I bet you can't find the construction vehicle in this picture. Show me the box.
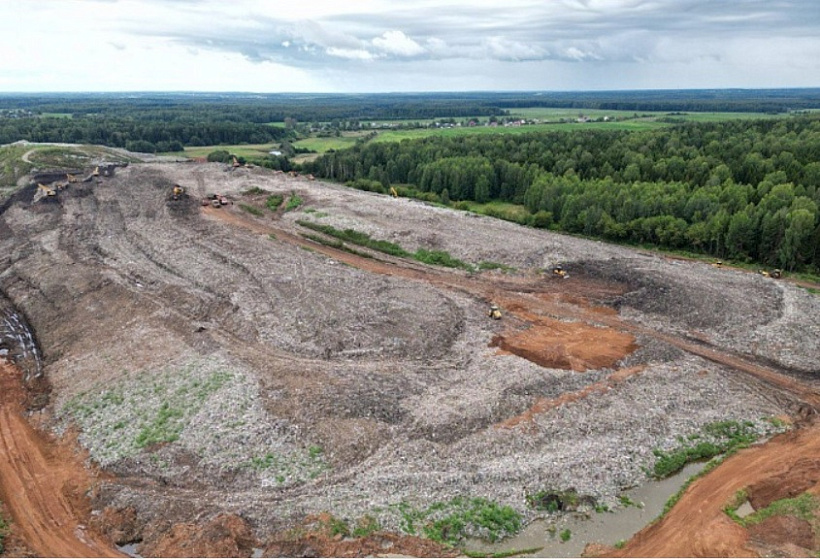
[37,183,56,197]
[488,304,502,320]
[202,193,231,207]
[712,260,723,268]
[390,186,398,198]
[92,166,100,177]
[550,264,568,279]
[171,184,185,201]
[232,156,242,168]
[760,269,783,279]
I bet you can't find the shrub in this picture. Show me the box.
[285,193,303,211]
[266,194,284,210]
[559,529,571,542]
[207,150,232,163]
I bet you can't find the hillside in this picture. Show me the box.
[1,151,819,557]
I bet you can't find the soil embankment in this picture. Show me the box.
[609,420,820,557]
[0,361,123,558]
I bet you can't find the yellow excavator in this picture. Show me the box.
[171,184,185,201]
[488,304,502,320]
[37,183,56,197]
[390,186,398,198]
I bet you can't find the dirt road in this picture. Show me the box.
[611,420,820,557]
[0,361,123,558]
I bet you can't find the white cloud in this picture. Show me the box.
[372,30,424,57]
[326,47,375,61]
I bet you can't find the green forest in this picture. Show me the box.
[305,116,820,272]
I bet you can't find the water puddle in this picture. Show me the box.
[117,543,142,557]
[465,462,704,557]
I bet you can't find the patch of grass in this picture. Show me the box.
[0,506,8,555]
[723,488,749,524]
[729,492,819,527]
[243,186,266,195]
[135,401,184,447]
[395,497,521,547]
[614,539,627,549]
[297,220,409,257]
[652,420,760,478]
[297,220,473,270]
[526,489,581,513]
[559,528,571,542]
[462,547,543,558]
[618,495,642,509]
[300,232,375,259]
[239,203,264,216]
[351,515,381,538]
[413,248,472,270]
[285,193,303,211]
[477,261,515,272]
[266,194,284,210]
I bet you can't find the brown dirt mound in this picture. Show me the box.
[0,361,123,558]
[747,515,815,551]
[498,366,645,428]
[138,514,257,558]
[263,513,458,558]
[747,457,820,510]
[611,422,820,558]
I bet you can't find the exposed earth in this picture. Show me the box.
[1,150,820,557]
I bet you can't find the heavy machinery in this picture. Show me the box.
[488,304,502,320]
[37,183,56,197]
[760,269,783,279]
[202,193,230,207]
[171,184,185,201]
[390,186,398,198]
[550,264,568,279]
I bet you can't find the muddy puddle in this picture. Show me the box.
[465,463,704,557]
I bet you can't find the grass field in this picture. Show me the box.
[181,144,281,159]
[292,135,361,152]
[505,107,780,122]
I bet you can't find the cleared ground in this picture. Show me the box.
[1,155,819,556]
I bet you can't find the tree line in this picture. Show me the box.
[305,116,820,272]
[0,116,289,153]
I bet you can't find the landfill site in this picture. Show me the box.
[1,149,820,557]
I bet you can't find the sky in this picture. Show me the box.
[2,0,819,93]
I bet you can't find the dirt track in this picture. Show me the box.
[1,159,820,556]
[0,361,123,558]
[610,420,820,557]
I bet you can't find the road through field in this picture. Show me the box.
[0,361,124,558]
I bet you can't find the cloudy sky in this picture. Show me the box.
[2,0,819,92]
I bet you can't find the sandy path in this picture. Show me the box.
[0,361,124,558]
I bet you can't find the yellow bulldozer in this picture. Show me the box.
[488,304,502,320]
[171,184,185,201]
[550,264,568,279]
[759,269,782,279]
